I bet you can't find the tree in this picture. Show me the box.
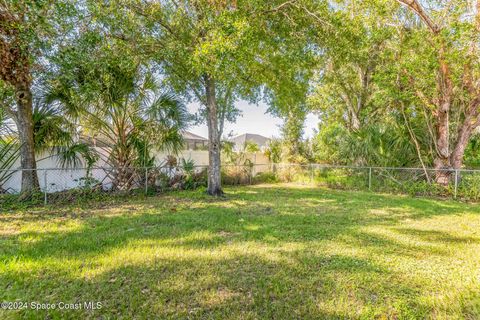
[394,0,480,183]
[31,103,97,170]
[94,0,318,196]
[264,139,282,164]
[0,99,96,191]
[308,0,394,132]
[280,105,307,163]
[49,36,190,190]
[0,1,75,193]
[306,0,480,179]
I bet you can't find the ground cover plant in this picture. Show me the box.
[1,184,479,319]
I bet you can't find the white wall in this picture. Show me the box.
[2,149,270,193]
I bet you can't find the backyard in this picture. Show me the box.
[0,184,479,319]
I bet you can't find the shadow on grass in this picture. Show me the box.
[2,186,476,260]
[1,244,424,319]
[393,227,480,244]
[0,185,479,319]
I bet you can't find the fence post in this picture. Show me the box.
[145,167,148,195]
[43,170,48,205]
[250,165,253,185]
[368,167,372,191]
[454,169,458,199]
[310,164,314,184]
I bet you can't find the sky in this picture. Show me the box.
[187,100,320,140]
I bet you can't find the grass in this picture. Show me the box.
[1,184,480,319]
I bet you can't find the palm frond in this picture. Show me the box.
[32,102,74,153]
[55,143,99,169]
[144,92,191,153]
[0,138,20,189]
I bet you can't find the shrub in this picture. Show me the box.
[253,171,279,184]
[276,165,305,182]
[457,173,480,200]
[222,166,252,185]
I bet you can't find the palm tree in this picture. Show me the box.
[48,55,190,191]
[0,101,97,194]
[86,85,190,191]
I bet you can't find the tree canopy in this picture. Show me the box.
[3,0,480,194]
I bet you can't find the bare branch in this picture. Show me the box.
[263,0,298,14]
[396,0,439,33]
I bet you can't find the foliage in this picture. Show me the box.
[221,139,255,185]
[49,36,190,190]
[88,0,323,195]
[221,140,254,167]
[308,0,395,131]
[457,173,480,201]
[280,105,307,163]
[252,171,279,184]
[243,141,260,153]
[144,159,207,192]
[263,139,282,164]
[221,165,252,185]
[304,0,480,175]
[463,134,480,169]
[0,0,80,193]
[31,103,98,169]
[0,109,18,187]
[181,158,195,175]
[180,158,205,190]
[51,46,189,166]
[5,0,480,196]
[0,138,19,193]
[313,120,421,167]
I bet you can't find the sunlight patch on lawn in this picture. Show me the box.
[244,224,260,231]
[70,238,307,280]
[0,217,83,239]
[2,184,480,319]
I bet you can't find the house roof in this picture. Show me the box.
[182,131,208,141]
[78,134,112,148]
[231,133,270,147]
[78,131,207,147]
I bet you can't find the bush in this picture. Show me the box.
[222,166,252,185]
[276,165,308,183]
[147,166,207,192]
[313,168,368,190]
[183,169,207,190]
[457,173,480,200]
[0,192,45,210]
[253,172,279,184]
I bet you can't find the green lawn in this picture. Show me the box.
[1,184,480,319]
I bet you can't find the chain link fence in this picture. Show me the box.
[1,164,480,205]
[271,164,477,199]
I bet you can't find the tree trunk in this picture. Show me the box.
[15,86,39,193]
[204,74,224,196]
[450,123,473,170]
[397,0,480,186]
[433,102,451,185]
[350,112,361,132]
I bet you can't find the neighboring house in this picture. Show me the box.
[79,131,208,151]
[78,134,111,149]
[231,133,271,152]
[182,131,208,150]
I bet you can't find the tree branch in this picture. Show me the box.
[263,0,298,14]
[396,0,439,33]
